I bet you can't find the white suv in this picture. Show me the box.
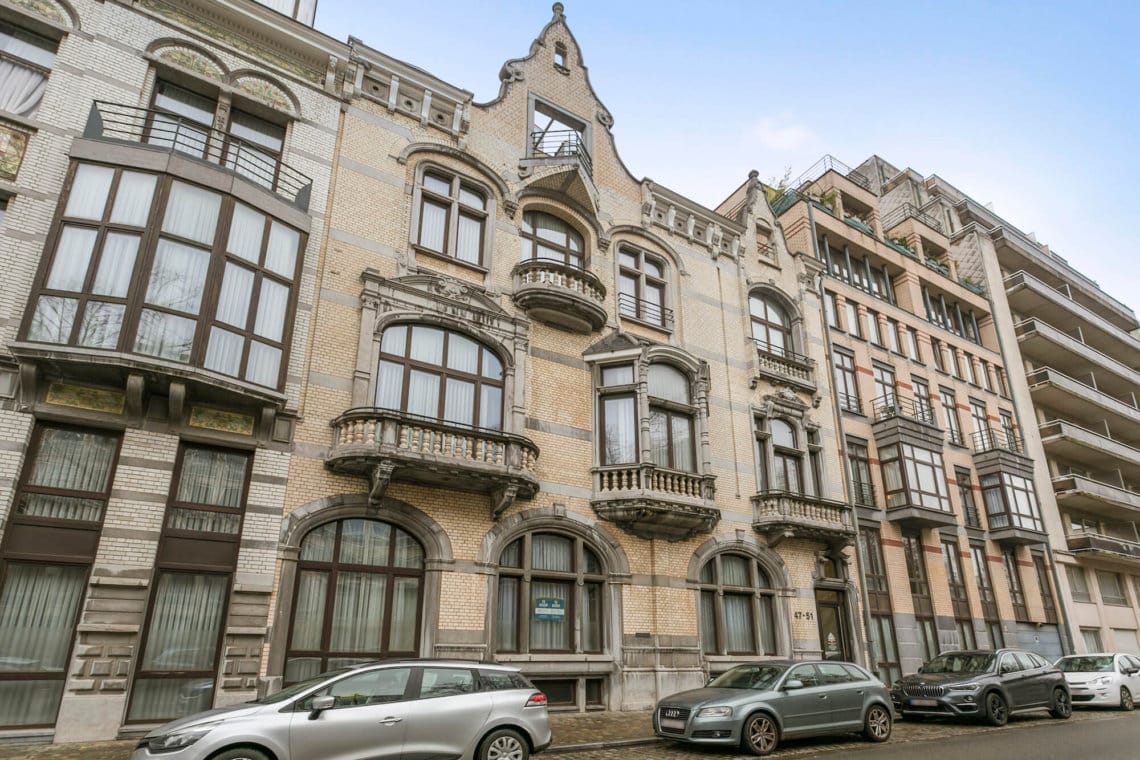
[131,660,552,760]
[1056,652,1140,710]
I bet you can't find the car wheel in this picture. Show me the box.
[1049,688,1072,719]
[1121,687,1134,711]
[209,749,271,760]
[863,704,892,743]
[477,728,529,760]
[984,692,1008,727]
[741,712,779,756]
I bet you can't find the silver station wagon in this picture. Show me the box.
[131,659,551,760]
[654,660,892,756]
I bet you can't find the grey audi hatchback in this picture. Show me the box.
[654,660,892,756]
[131,660,551,760]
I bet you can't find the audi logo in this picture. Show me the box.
[663,709,682,718]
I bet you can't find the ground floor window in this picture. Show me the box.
[868,614,900,685]
[530,676,605,711]
[285,519,425,683]
[0,563,88,727]
[1081,628,1103,651]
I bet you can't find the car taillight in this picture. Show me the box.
[526,692,547,708]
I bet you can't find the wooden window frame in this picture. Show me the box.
[415,168,489,266]
[618,245,670,328]
[697,553,777,657]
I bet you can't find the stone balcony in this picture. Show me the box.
[752,341,816,393]
[511,258,607,333]
[751,490,855,549]
[591,464,718,541]
[327,408,539,518]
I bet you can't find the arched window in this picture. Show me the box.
[749,293,792,357]
[618,246,669,328]
[375,324,504,430]
[416,168,487,265]
[698,553,777,656]
[769,419,802,493]
[520,210,583,268]
[648,364,695,472]
[284,519,424,683]
[495,532,605,654]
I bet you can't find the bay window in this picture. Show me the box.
[24,163,303,389]
[648,364,694,472]
[375,323,504,430]
[981,472,1044,532]
[880,442,951,511]
[495,532,605,654]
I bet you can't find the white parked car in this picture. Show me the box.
[1054,652,1140,710]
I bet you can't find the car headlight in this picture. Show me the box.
[1092,676,1113,688]
[697,706,733,718]
[948,682,981,692]
[147,722,220,752]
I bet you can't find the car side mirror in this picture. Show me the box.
[916,666,924,674]
[783,679,804,691]
[308,694,336,720]
[1127,668,1139,676]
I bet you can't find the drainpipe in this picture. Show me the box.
[806,201,877,671]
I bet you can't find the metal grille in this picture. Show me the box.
[657,705,691,733]
[902,685,946,697]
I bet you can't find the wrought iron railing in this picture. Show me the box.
[872,394,938,426]
[837,392,862,415]
[530,128,592,176]
[618,292,673,329]
[970,427,1023,455]
[753,340,814,388]
[849,480,875,507]
[85,101,312,209]
[792,154,872,193]
[881,202,944,234]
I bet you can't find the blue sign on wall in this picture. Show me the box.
[534,597,566,621]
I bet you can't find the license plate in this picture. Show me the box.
[909,698,938,707]
[661,718,685,730]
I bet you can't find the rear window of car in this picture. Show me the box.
[479,669,531,691]
[816,663,858,685]
[840,663,872,682]
[419,667,475,698]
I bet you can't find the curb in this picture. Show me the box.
[547,737,662,754]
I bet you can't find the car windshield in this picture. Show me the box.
[250,669,353,704]
[1056,656,1114,673]
[707,664,788,690]
[921,653,995,674]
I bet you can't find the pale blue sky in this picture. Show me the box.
[315,1,1140,310]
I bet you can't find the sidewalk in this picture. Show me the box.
[0,710,659,760]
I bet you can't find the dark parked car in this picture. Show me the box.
[892,649,1071,726]
[654,660,893,756]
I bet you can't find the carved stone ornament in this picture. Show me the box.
[432,278,472,302]
[500,62,525,83]
[597,107,614,129]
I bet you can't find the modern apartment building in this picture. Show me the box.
[0,0,344,743]
[0,0,880,743]
[769,155,1066,680]
[919,171,1140,655]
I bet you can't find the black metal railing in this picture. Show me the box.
[881,202,944,234]
[872,394,937,426]
[792,154,872,193]
[752,339,811,366]
[837,392,862,415]
[530,128,592,176]
[849,480,875,507]
[617,293,673,329]
[85,101,312,209]
[971,427,1023,455]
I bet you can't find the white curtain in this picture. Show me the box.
[581,582,601,652]
[0,681,66,727]
[253,278,289,341]
[140,573,226,671]
[128,676,213,721]
[479,386,502,430]
[456,213,481,263]
[723,594,755,653]
[146,239,209,314]
[758,596,776,654]
[91,232,139,298]
[0,563,86,672]
[329,572,385,653]
[77,301,124,350]
[720,555,750,586]
[409,326,444,364]
[29,428,116,493]
[495,577,518,652]
[177,448,247,507]
[339,519,390,565]
[0,60,46,116]
[406,370,440,418]
[265,222,299,278]
[134,309,196,363]
[649,410,669,468]
[166,507,238,534]
[700,590,716,653]
[245,341,280,387]
[445,333,478,373]
[227,203,264,263]
[225,142,275,190]
[27,295,76,344]
[532,534,572,571]
[204,327,242,377]
[109,172,155,227]
[393,530,424,568]
[418,199,446,252]
[216,263,253,327]
[375,360,403,409]
[46,226,97,291]
[63,165,113,220]
[387,577,419,652]
[161,182,221,245]
[289,570,327,650]
[147,112,209,157]
[648,364,688,403]
[443,377,474,426]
